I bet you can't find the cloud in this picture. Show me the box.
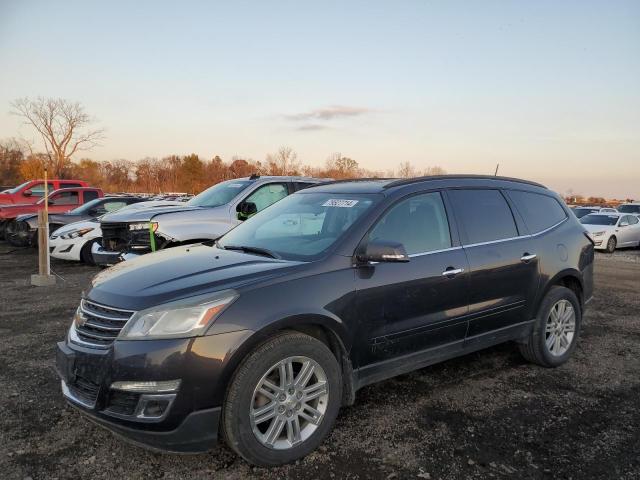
[285,105,372,122]
[296,124,330,131]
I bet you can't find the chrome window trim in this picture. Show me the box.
[408,246,462,258]
[463,217,568,248]
[529,217,568,237]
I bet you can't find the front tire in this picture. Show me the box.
[519,286,581,367]
[605,236,617,253]
[80,239,97,265]
[222,332,342,466]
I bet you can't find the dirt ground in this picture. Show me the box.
[0,244,638,480]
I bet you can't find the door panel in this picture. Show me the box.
[355,249,470,366]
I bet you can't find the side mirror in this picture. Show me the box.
[23,190,32,197]
[236,201,258,220]
[358,240,410,263]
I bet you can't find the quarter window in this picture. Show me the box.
[369,192,451,255]
[448,189,518,244]
[508,190,567,234]
[244,183,288,212]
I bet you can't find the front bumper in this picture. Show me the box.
[55,329,251,452]
[91,243,142,266]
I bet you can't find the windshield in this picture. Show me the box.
[4,181,30,194]
[580,214,619,226]
[218,192,379,260]
[67,198,104,214]
[187,180,253,208]
[618,204,640,214]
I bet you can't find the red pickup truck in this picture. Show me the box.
[0,179,89,205]
[0,187,104,238]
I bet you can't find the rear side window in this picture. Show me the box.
[369,192,451,255]
[63,183,83,188]
[51,191,79,205]
[83,190,100,202]
[508,190,567,234]
[448,189,518,245]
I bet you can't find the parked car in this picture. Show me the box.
[50,201,184,264]
[598,207,618,214]
[580,212,640,252]
[5,196,145,247]
[617,203,640,215]
[92,175,328,266]
[0,179,89,205]
[571,206,601,219]
[0,187,103,240]
[56,175,593,466]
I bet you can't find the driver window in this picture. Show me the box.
[244,183,288,212]
[104,201,127,212]
[369,192,451,255]
[629,215,639,225]
[29,182,55,197]
[51,191,79,205]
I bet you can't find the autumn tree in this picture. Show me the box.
[0,138,24,185]
[11,97,104,177]
[266,147,300,175]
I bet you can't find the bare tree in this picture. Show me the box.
[266,146,300,175]
[11,97,104,177]
[397,161,416,178]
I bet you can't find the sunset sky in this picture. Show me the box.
[1,0,638,198]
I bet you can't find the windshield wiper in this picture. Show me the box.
[220,244,280,259]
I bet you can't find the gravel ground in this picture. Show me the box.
[0,244,639,480]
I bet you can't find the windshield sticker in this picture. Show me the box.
[229,184,245,188]
[322,199,359,208]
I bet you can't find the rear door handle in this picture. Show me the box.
[442,267,464,277]
[521,253,537,262]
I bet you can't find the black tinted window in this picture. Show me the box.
[508,190,567,234]
[448,189,517,244]
[369,192,451,255]
[84,191,99,202]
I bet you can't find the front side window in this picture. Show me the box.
[218,192,379,260]
[368,192,451,255]
[187,180,253,208]
[244,183,288,212]
[51,191,79,205]
[507,190,567,234]
[448,189,518,245]
[628,215,639,225]
[104,201,128,212]
[29,182,55,197]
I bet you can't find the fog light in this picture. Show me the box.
[134,394,176,420]
[111,379,181,393]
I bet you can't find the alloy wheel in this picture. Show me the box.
[250,356,329,450]
[545,299,576,356]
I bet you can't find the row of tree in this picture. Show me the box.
[0,141,446,194]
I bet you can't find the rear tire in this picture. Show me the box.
[222,332,342,466]
[605,236,616,253]
[80,240,97,265]
[519,286,581,367]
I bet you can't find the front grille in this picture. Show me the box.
[74,299,135,348]
[101,222,130,251]
[68,374,100,406]
[105,390,140,416]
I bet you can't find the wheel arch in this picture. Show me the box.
[537,269,585,313]
[219,314,356,407]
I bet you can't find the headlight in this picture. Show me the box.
[129,222,158,231]
[118,290,238,340]
[591,231,605,237]
[59,227,94,239]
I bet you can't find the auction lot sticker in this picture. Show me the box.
[322,199,359,208]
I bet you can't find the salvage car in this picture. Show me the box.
[580,212,640,252]
[6,196,145,247]
[56,175,593,466]
[92,175,328,265]
[50,201,184,264]
[617,203,640,215]
[1,187,103,240]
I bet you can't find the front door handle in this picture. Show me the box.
[442,267,464,277]
[521,253,537,262]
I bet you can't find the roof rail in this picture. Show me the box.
[318,177,395,186]
[383,174,546,189]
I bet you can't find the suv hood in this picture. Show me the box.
[88,244,304,310]
[101,204,199,223]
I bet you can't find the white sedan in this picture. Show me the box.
[50,200,182,264]
[581,213,640,252]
